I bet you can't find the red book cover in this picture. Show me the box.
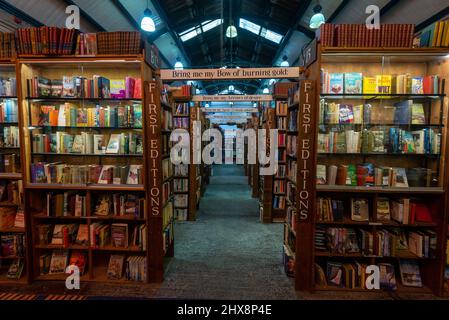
[63,226,69,248]
[415,203,432,222]
[409,203,417,224]
[133,78,142,99]
[423,76,433,94]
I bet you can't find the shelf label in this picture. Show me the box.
[160,67,301,80]
[297,80,316,222]
[193,95,272,102]
[147,81,162,217]
[201,107,258,113]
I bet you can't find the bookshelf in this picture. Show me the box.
[17,54,172,283]
[0,60,27,284]
[293,43,449,296]
[250,116,260,199]
[188,105,203,221]
[258,103,275,223]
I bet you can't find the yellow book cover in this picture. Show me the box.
[437,21,444,46]
[376,75,392,94]
[432,21,440,47]
[363,77,377,94]
[444,21,449,47]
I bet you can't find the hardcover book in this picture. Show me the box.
[344,73,362,94]
[329,73,344,94]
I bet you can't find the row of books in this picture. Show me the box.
[162,110,173,130]
[174,208,188,221]
[317,197,432,224]
[277,117,287,130]
[32,131,143,155]
[416,20,449,48]
[315,226,437,258]
[278,133,286,147]
[286,135,296,156]
[321,71,439,95]
[0,99,18,123]
[316,164,436,188]
[1,258,24,280]
[171,85,193,98]
[174,164,188,177]
[274,180,286,193]
[75,33,97,56]
[273,195,286,209]
[16,27,79,55]
[273,82,297,97]
[0,153,21,173]
[0,181,23,204]
[315,260,422,289]
[163,223,174,254]
[0,33,16,59]
[39,250,86,275]
[317,24,415,48]
[320,101,427,125]
[174,178,188,192]
[162,135,172,155]
[162,158,174,180]
[90,223,146,249]
[275,101,288,116]
[45,192,87,217]
[174,194,188,208]
[173,117,189,128]
[276,164,286,178]
[0,207,19,229]
[1,126,20,148]
[174,103,190,115]
[277,149,286,163]
[29,76,142,100]
[37,104,142,128]
[30,163,142,185]
[94,194,145,218]
[1,234,25,257]
[107,254,147,282]
[317,127,440,154]
[288,110,298,131]
[0,78,16,97]
[96,31,142,55]
[287,159,297,184]
[162,202,173,229]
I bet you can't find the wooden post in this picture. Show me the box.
[295,79,317,291]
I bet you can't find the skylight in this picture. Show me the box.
[179,19,223,42]
[239,18,260,35]
[238,18,283,44]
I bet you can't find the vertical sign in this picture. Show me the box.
[147,81,162,217]
[295,80,317,291]
[297,80,316,222]
[146,81,163,282]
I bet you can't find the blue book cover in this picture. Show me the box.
[394,100,412,124]
[329,73,344,94]
[344,73,363,94]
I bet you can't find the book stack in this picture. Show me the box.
[415,20,449,48]
[32,131,143,155]
[171,85,193,98]
[1,127,20,148]
[27,75,142,99]
[30,163,143,185]
[174,194,188,207]
[321,70,439,95]
[0,33,16,59]
[93,194,145,218]
[275,101,288,116]
[274,180,286,193]
[317,24,415,48]
[174,103,190,115]
[96,32,142,55]
[273,195,286,209]
[174,117,189,128]
[125,256,147,281]
[40,250,87,275]
[174,179,188,192]
[162,109,173,130]
[16,27,79,55]
[0,78,16,97]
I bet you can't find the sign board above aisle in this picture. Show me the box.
[193,95,272,102]
[160,67,301,80]
[205,115,252,119]
[201,108,258,113]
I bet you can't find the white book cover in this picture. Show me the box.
[106,134,121,154]
[126,165,141,184]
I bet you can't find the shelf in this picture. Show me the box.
[0,227,25,233]
[33,214,88,220]
[0,147,20,149]
[273,192,286,195]
[315,251,433,260]
[173,96,192,102]
[316,220,438,228]
[320,93,445,99]
[91,246,144,252]
[34,244,89,250]
[0,275,28,284]
[26,97,142,103]
[287,131,298,135]
[316,185,444,194]
[0,122,19,126]
[35,273,89,282]
[318,152,440,158]
[87,215,145,222]
[0,96,17,99]
[30,125,143,130]
[25,183,145,191]
[32,153,143,157]
[0,173,22,180]
[319,123,443,128]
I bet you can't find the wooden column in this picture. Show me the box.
[295,79,317,291]
[145,80,164,282]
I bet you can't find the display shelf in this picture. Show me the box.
[91,246,145,252]
[0,227,25,233]
[32,153,143,157]
[26,97,142,103]
[0,173,22,180]
[316,185,444,194]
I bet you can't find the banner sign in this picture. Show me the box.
[160,67,300,80]
[205,115,252,119]
[201,108,258,113]
[192,95,272,102]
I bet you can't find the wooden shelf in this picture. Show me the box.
[25,184,145,191]
[316,185,444,194]
[0,173,22,180]
[32,153,143,157]
[30,125,143,130]
[0,274,28,284]
[89,215,145,222]
[35,273,89,282]
[91,246,144,252]
[33,214,88,220]
[34,244,89,250]
[26,97,142,103]
[315,251,434,260]
[316,220,438,228]
[0,227,25,233]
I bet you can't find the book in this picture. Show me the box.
[411,103,426,124]
[363,77,377,94]
[69,250,87,275]
[399,260,422,287]
[344,73,362,94]
[351,198,369,221]
[49,250,69,274]
[327,262,343,286]
[107,254,125,280]
[329,73,344,94]
[93,134,105,154]
[6,259,24,279]
[111,223,128,248]
[376,198,391,221]
[106,134,121,154]
[75,224,89,245]
[379,263,397,291]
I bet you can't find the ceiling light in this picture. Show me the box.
[280,56,289,67]
[205,103,210,108]
[141,8,156,32]
[309,4,325,29]
[228,85,235,92]
[269,79,276,85]
[174,57,183,70]
[263,87,269,94]
[226,25,238,38]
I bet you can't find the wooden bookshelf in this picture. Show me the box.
[292,44,449,297]
[0,60,28,284]
[16,53,172,284]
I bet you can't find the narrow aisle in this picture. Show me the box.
[156,164,297,299]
